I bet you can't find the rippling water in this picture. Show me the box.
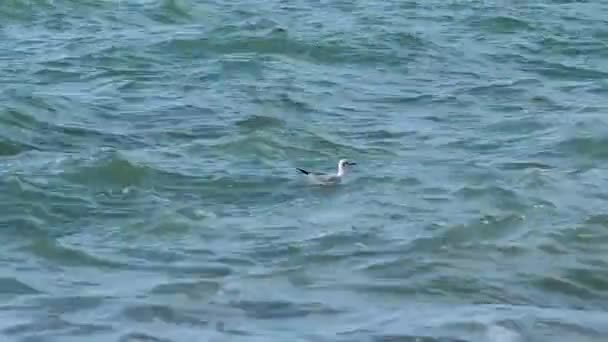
[2,0,608,341]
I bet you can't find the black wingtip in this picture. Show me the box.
[296,168,310,175]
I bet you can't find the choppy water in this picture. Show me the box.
[2,0,608,341]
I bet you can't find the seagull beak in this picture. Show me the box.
[349,162,357,166]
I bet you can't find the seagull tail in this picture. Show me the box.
[296,168,310,175]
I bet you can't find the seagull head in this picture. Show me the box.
[338,159,356,175]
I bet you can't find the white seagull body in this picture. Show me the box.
[296,159,356,185]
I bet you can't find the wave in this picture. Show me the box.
[61,151,150,189]
[556,136,608,160]
[0,108,41,131]
[22,238,124,269]
[235,114,285,131]
[0,277,41,296]
[229,299,343,319]
[0,0,56,23]
[469,15,534,34]
[149,280,220,299]
[120,303,208,326]
[150,23,428,67]
[0,139,32,157]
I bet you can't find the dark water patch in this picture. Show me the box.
[1,105,141,154]
[150,36,215,61]
[443,137,505,155]
[212,134,288,160]
[154,28,409,67]
[371,335,469,342]
[237,17,284,33]
[425,275,530,306]
[63,151,151,189]
[485,103,527,113]
[345,280,419,298]
[2,315,113,338]
[0,139,31,157]
[471,15,534,34]
[499,161,554,170]
[0,0,57,22]
[562,267,608,294]
[122,210,206,237]
[230,299,343,319]
[359,256,442,280]
[139,263,233,279]
[60,0,109,10]
[235,115,285,131]
[66,45,173,81]
[529,95,571,112]
[548,224,608,255]
[454,185,529,212]
[29,295,107,315]
[576,257,608,270]
[0,277,41,296]
[515,171,560,192]
[119,247,186,265]
[522,58,608,80]
[286,243,380,267]
[587,83,608,96]
[246,242,299,265]
[534,317,606,339]
[212,255,257,268]
[0,108,40,131]
[495,242,530,257]
[219,53,267,79]
[387,31,429,50]
[585,214,608,227]
[168,174,294,208]
[2,173,101,222]
[148,123,228,144]
[55,124,144,150]
[119,332,175,342]
[538,240,571,256]
[121,304,208,327]
[409,213,526,254]
[592,28,608,40]
[535,36,608,57]
[484,51,606,81]
[24,239,124,269]
[146,0,195,24]
[372,93,435,105]
[462,79,539,101]
[276,91,317,113]
[0,214,51,242]
[32,66,86,84]
[298,226,384,251]
[7,91,80,124]
[149,280,220,300]
[485,116,551,135]
[212,133,365,172]
[533,275,599,302]
[299,130,370,158]
[556,136,608,160]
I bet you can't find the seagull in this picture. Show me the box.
[296,159,356,185]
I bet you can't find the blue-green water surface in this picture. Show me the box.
[2,0,608,341]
